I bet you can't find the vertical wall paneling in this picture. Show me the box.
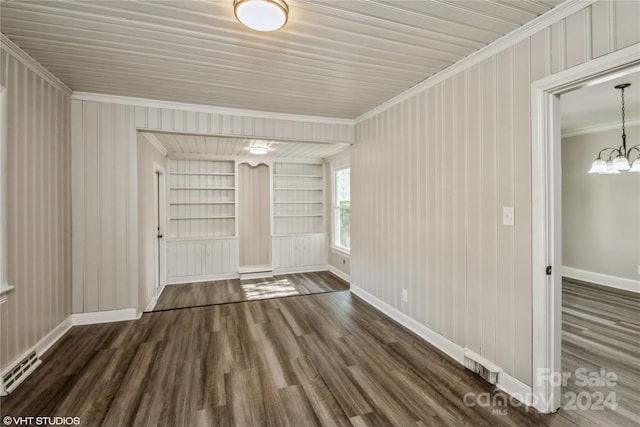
[0,44,71,373]
[238,163,271,268]
[352,3,639,385]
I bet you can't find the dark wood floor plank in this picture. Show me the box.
[153,271,349,311]
[2,273,638,426]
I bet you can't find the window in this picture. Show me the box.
[333,167,350,251]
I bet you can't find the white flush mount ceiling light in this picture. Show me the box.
[234,0,289,32]
[588,83,640,174]
[247,139,271,155]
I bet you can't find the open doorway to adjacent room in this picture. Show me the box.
[136,131,350,312]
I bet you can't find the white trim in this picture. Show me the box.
[350,283,464,364]
[0,315,72,395]
[169,153,326,165]
[327,265,350,283]
[350,284,533,406]
[531,45,640,415]
[72,92,354,126]
[0,34,72,94]
[356,0,595,122]
[562,119,640,138]
[562,266,640,293]
[497,373,534,407]
[167,272,240,285]
[144,132,169,156]
[0,86,8,304]
[273,265,329,276]
[329,246,350,257]
[71,308,138,325]
[144,293,160,312]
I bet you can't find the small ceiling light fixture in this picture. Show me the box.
[247,139,271,155]
[234,0,289,32]
[589,83,640,174]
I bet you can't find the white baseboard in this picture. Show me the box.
[349,283,533,407]
[273,265,329,275]
[167,272,239,285]
[497,371,534,406]
[1,315,73,395]
[349,284,464,364]
[328,265,350,283]
[562,266,640,293]
[71,308,138,325]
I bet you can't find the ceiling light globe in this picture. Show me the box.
[630,158,640,172]
[234,0,288,32]
[588,159,607,174]
[611,155,630,171]
[249,146,269,155]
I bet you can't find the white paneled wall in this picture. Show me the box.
[0,41,71,372]
[238,163,271,267]
[166,239,238,284]
[272,234,328,271]
[352,1,639,386]
[72,97,352,311]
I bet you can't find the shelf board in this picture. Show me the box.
[273,201,323,204]
[170,187,235,190]
[273,174,323,178]
[170,216,235,220]
[170,172,234,176]
[274,214,323,218]
[274,188,323,191]
[170,202,234,205]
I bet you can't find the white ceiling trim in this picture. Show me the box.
[71,91,355,126]
[0,33,71,94]
[356,0,596,123]
[562,118,640,138]
[140,132,169,156]
[168,152,323,164]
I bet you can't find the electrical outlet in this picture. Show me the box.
[402,289,408,303]
[503,207,515,226]
[637,265,640,276]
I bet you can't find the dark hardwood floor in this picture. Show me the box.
[1,277,637,426]
[152,271,349,311]
[560,278,640,427]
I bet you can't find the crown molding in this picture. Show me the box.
[356,0,596,123]
[0,33,72,95]
[140,132,169,156]
[562,119,640,138]
[71,92,355,126]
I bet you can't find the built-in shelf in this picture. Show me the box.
[170,202,234,205]
[273,174,323,178]
[170,172,235,176]
[169,159,236,239]
[273,162,324,235]
[274,214,323,218]
[170,187,235,190]
[274,201,323,204]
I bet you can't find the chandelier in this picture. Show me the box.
[588,83,640,174]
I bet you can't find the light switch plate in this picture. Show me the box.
[503,207,515,226]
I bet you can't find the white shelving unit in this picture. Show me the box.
[273,162,324,235]
[168,159,236,239]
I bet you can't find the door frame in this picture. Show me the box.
[153,162,167,296]
[530,44,639,414]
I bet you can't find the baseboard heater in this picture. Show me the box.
[1,350,42,396]
[463,349,502,385]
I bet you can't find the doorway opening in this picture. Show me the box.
[154,164,166,298]
[531,46,639,415]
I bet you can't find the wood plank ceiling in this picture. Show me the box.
[141,131,349,158]
[0,0,561,119]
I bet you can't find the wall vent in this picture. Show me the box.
[1,351,41,395]
[463,349,501,385]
